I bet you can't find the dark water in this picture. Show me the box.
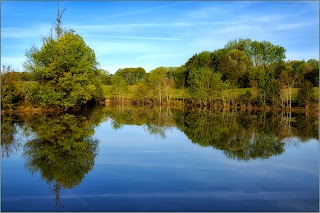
[1,106,319,212]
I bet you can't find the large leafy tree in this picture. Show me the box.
[24,7,102,109]
[111,74,128,102]
[188,67,228,105]
[147,67,173,104]
[217,49,251,88]
[114,67,146,85]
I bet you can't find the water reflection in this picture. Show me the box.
[7,108,108,207]
[2,106,318,162]
[105,105,176,138]
[1,106,318,210]
[103,106,318,160]
[1,114,21,157]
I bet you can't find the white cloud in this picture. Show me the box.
[2,25,50,39]
[83,35,180,41]
[91,2,187,22]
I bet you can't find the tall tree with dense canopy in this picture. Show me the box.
[24,6,102,109]
[114,67,146,85]
[147,67,172,104]
[188,67,228,105]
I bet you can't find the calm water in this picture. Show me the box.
[1,106,319,212]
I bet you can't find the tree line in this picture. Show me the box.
[1,8,318,111]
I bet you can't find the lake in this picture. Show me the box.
[1,105,319,212]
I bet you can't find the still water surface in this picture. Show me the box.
[1,106,319,212]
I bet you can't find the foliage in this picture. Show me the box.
[23,11,102,109]
[114,67,146,85]
[217,49,251,88]
[1,66,24,109]
[147,67,174,104]
[111,74,128,101]
[133,82,153,104]
[167,66,186,89]
[2,36,319,109]
[188,67,228,104]
[97,69,112,85]
[297,80,316,107]
[278,64,298,108]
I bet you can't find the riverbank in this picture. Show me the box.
[2,99,319,115]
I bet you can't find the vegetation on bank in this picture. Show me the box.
[1,7,319,111]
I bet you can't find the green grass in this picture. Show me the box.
[101,85,137,99]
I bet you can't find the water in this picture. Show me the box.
[1,106,319,212]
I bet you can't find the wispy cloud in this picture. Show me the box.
[91,2,187,22]
[83,35,180,41]
[2,25,49,39]
[274,19,318,31]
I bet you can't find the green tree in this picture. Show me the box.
[147,67,169,104]
[133,83,153,104]
[167,66,186,89]
[1,65,23,109]
[297,80,316,107]
[188,68,228,105]
[24,8,102,109]
[97,69,112,85]
[217,49,251,88]
[278,64,298,108]
[111,74,128,102]
[114,67,146,85]
[250,40,286,68]
[303,59,319,87]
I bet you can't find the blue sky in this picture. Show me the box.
[1,1,319,74]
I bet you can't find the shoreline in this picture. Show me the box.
[1,100,319,115]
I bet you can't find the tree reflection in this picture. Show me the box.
[103,106,317,160]
[105,105,176,138]
[173,109,288,160]
[1,114,21,157]
[21,108,106,207]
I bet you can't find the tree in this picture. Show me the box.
[303,59,319,87]
[217,49,251,88]
[297,80,315,107]
[147,67,169,104]
[97,69,112,85]
[23,6,102,109]
[278,64,298,108]
[111,74,128,102]
[114,67,146,85]
[188,68,228,105]
[251,67,279,107]
[249,40,286,68]
[184,51,214,86]
[1,65,23,109]
[133,82,153,104]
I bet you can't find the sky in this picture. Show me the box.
[1,1,319,74]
